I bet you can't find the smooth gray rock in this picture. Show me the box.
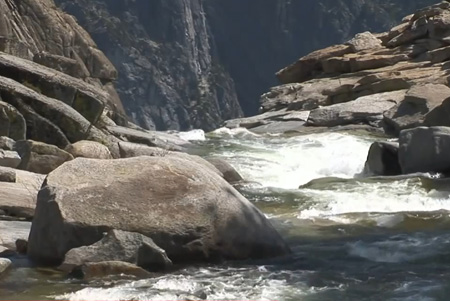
[0,221,31,249]
[308,90,404,127]
[61,229,172,272]
[364,142,401,176]
[65,140,112,159]
[250,121,307,134]
[206,158,243,183]
[28,156,290,266]
[107,126,188,151]
[0,150,21,168]
[15,140,74,174]
[399,127,450,174]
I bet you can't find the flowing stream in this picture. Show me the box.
[3,129,450,300]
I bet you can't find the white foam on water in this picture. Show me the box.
[175,129,206,141]
[53,271,312,301]
[297,179,450,221]
[210,130,372,189]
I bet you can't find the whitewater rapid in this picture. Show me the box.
[40,128,450,301]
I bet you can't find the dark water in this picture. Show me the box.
[2,129,450,301]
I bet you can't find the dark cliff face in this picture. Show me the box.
[55,0,437,130]
[55,0,243,131]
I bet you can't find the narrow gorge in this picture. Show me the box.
[3,1,450,301]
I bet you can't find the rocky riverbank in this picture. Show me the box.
[224,1,450,181]
[0,0,290,281]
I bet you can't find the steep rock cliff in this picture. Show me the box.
[0,0,126,121]
[55,0,243,131]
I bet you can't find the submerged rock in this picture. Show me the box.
[28,156,290,266]
[399,126,450,174]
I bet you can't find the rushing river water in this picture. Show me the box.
[4,128,450,300]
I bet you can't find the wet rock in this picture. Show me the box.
[65,140,112,159]
[0,150,21,168]
[28,156,290,266]
[61,229,172,272]
[0,258,11,275]
[206,158,243,183]
[399,127,450,174]
[15,140,73,174]
[0,136,15,151]
[364,142,401,176]
[307,90,405,127]
[15,239,28,255]
[70,261,151,280]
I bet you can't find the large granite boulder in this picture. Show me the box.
[399,127,450,174]
[28,156,290,266]
[15,140,74,174]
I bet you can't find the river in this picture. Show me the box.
[3,128,450,300]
